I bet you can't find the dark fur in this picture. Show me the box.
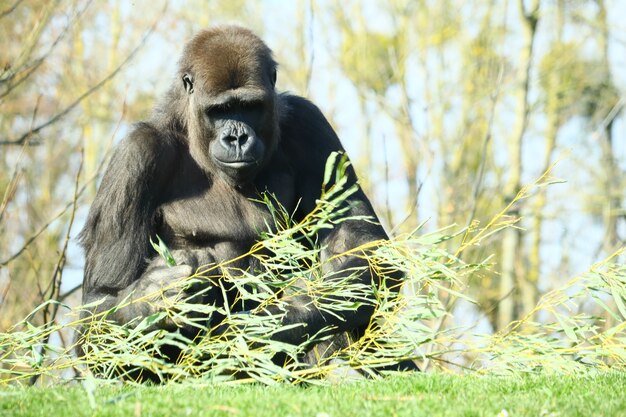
[79,26,413,375]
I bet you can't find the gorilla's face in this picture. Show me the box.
[201,89,274,184]
[181,27,279,185]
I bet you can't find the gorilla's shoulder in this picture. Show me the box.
[279,94,328,126]
[119,122,182,157]
[278,93,341,150]
[279,93,319,115]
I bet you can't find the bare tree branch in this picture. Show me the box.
[59,283,82,302]
[0,96,127,267]
[0,95,42,220]
[29,147,84,386]
[0,1,94,98]
[465,65,505,228]
[0,0,24,19]
[0,15,159,146]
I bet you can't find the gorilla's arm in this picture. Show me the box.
[79,123,188,323]
[268,95,395,346]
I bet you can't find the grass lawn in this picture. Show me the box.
[1,372,624,417]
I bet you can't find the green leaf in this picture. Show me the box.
[150,234,177,266]
[590,293,621,322]
[610,287,626,320]
[334,153,350,185]
[144,312,167,327]
[29,345,43,368]
[555,313,578,342]
[322,151,339,189]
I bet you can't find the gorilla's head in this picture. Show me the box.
[178,26,279,185]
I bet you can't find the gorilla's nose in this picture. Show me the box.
[219,131,250,152]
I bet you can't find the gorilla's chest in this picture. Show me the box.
[157,169,295,252]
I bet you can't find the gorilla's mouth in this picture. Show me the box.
[215,159,258,169]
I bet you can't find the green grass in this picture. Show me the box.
[2,373,625,417]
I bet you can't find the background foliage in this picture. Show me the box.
[0,0,625,384]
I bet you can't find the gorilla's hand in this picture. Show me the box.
[132,264,196,304]
[117,264,204,330]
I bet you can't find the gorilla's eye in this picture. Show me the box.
[240,100,263,112]
[206,102,232,117]
[216,102,232,112]
[270,69,277,88]
[182,73,194,94]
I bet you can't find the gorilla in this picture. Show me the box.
[79,26,410,375]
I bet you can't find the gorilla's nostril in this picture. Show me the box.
[220,134,236,146]
[220,133,249,149]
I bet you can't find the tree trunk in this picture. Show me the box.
[498,0,540,330]
[526,0,564,317]
[596,0,623,254]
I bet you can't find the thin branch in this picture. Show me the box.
[0,0,94,98]
[44,147,85,311]
[0,0,59,88]
[30,147,84,386]
[0,0,24,19]
[0,94,42,220]
[0,96,127,267]
[1,16,159,146]
[389,177,427,235]
[465,65,504,228]
[58,283,83,302]
[1,198,79,267]
[591,97,624,142]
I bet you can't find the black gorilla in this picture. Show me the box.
[79,26,408,371]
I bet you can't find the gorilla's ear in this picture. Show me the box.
[182,73,194,94]
[270,68,277,88]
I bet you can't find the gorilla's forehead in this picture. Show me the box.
[197,59,263,93]
[183,26,274,93]
[196,86,270,108]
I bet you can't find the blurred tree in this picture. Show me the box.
[498,0,540,330]
[335,1,416,229]
[450,4,509,325]
[528,0,621,313]
[0,0,165,330]
[527,0,568,318]
[1,0,90,329]
[594,0,624,255]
